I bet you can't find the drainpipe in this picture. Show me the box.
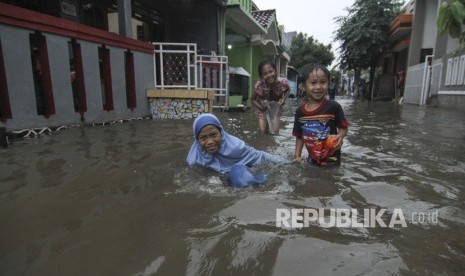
[117,0,132,38]
[0,127,7,149]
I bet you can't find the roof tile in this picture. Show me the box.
[252,9,276,29]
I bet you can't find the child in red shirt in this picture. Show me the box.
[293,64,349,166]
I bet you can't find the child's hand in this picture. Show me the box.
[330,135,343,150]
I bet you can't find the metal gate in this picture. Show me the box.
[405,55,434,105]
[152,43,229,109]
[196,55,228,109]
[419,55,433,105]
[152,43,197,90]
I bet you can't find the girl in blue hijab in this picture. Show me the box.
[186,113,288,174]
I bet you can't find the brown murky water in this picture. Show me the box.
[1,98,465,275]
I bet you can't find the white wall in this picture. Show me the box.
[446,35,461,54]
[421,0,438,48]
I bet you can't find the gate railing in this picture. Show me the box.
[420,55,434,105]
[152,43,228,109]
[197,55,228,109]
[153,43,197,90]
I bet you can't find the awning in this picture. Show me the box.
[227,66,251,77]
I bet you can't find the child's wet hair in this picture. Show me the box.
[300,63,330,83]
[258,60,277,78]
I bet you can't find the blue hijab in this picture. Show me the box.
[186,113,287,174]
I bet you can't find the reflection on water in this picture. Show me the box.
[1,98,465,275]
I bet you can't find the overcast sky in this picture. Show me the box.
[252,0,356,65]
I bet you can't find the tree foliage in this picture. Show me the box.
[333,0,402,97]
[438,0,465,51]
[289,33,334,71]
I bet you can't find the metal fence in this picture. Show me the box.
[197,54,228,109]
[152,43,229,109]
[405,63,425,105]
[153,43,197,89]
[405,56,436,105]
[430,61,442,97]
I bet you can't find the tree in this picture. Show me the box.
[289,32,334,71]
[438,0,465,52]
[334,0,402,99]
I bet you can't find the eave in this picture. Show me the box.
[225,4,266,35]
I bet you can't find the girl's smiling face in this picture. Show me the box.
[260,64,277,84]
[305,68,329,102]
[197,125,221,153]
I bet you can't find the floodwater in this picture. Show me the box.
[1,98,465,276]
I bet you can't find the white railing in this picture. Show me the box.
[197,55,228,109]
[152,43,197,89]
[405,56,436,105]
[430,61,442,97]
[405,63,426,105]
[420,55,434,105]
[152,43,229,109]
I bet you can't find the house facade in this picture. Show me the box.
[224,0,290,108]
[379,0,465,109]
[377,1,414,100]
[0,1,155,130]
[0,0,291,131]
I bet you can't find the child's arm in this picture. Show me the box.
[333,103,349,150]
[293,137,304,162]
[278,79,290,106]
[252,99,266,111]
[252,82,267,111]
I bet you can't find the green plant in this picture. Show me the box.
[438,0,465,51]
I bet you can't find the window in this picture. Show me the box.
[69,40,87,117]
[30,32,55,118]
[99,45,114,111]
[419,48,433,63]
[125,50,136,110]
[80,1,107,30]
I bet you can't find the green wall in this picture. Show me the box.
[226,43,253,107]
